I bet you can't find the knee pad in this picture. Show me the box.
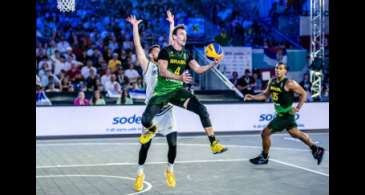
[187,96,211,128]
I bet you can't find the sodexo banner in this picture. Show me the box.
[36,103,328,137]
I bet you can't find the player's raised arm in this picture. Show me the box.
[166,10,175,46]
[244,80,272,101]
[126,15,148,72]
[286,80,307,112]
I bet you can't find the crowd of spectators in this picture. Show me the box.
[36,0,328,105]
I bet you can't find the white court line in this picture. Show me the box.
[270,159,329,177]
[36,143,329,177]
[36,158,249,169]
[37,142,322,153]
[36,174,152,195]
[36,158,328,177]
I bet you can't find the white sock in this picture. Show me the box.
[167,163,174,172]
[137,165,144,176]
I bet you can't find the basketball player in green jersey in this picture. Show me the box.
[140,24,228,154]
[244,63,325,165]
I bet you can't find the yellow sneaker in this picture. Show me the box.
[165,170,176,188]
[139,126,157,144]
[211,140,228,154]
[134,173,145,192]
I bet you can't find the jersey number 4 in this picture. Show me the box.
[174,67,181,75]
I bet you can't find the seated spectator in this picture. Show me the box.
[86,69,99,91]
[101,68,112,88]
[73,91,90,106]
[117,88,134,105]
[107,77,123,98]
[300,73,312,102]
[252,71,263,94]
[81,59,97,79]
[237,69,255,95]
[90,90,106,105]
[46,83,61,92]
[124,63,141,83]
[229,71,239,86]
[108,53,122,73]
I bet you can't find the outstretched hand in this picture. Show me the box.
[244,94,254,101]
[166,10,174,24]
[126,15,143,26]
[180,71,192,84]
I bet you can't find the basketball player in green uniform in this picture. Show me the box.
[244,63,325,165]
[140,24,228,154]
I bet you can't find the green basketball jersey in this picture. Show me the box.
[269,77,294,114]
[154,46,192,96]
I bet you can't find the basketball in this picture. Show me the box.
[205,43,224,61]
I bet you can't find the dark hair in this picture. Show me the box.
[276,62,288,71]
[148,44,160,54]
[172,24,186,36]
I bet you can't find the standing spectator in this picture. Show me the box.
[73,91,90,106]
[237,69,255,95]
[90,90,106,105]
[81,59,97,79]
[124,63,141,83]
[108,53,122,73]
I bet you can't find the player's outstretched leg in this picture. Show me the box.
[287,128,325,165]
[140,103,162,144]
[185,96,228,154]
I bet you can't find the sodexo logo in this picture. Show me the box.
[259,113,300,121]
[112,114,142,125]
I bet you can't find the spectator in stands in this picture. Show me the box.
[85,69,99,92]
[108,53,122,73]
[91,90,106,105]
[46,83,61,92]
[67,62,82,82]
[124,63,140,83]
[229,71,239,86]
[116,67,128,88]
[81,59,97,79]
[252,71,263,94]
[106,74,122,97]
[60,75,72,92]
[36,87,52,106]
[237,69,255,95]
[300,73,312,102]
[66,47,76,61]
[117,88,133,105]
[54,55,68,76]
[73,91,90,106]
[57,35,71,53]
[101,68,112,89]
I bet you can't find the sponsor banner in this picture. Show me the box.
[219,47,252,78]
[36,103,328,136]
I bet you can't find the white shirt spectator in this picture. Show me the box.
[81,66,97,79]
[125,68,140,81]
[101,74,111,88]
[57,41,71,53]
[54,58,68,76]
